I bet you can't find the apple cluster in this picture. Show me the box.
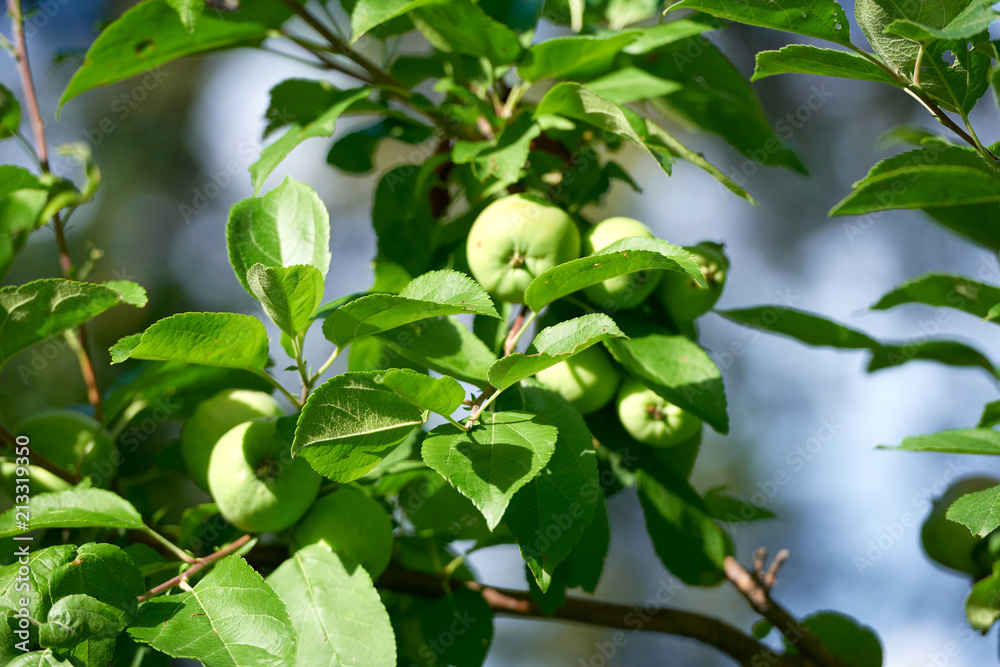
[466,194,729,448]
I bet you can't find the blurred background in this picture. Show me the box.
[2,1,999,665]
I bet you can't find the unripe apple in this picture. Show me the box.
[181,389,284,492]
[15,409,116,485]
[207,418,321,533]
[466,194,580,303]
[293,486,394,577]
[583,216,661,310]
[659,242,729,323]
[615,378,701,447]
[536,345,620,415]
[921,476,999,577]
[0,462,71,499]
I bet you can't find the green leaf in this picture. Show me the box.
[166,0,205,30]
[621,15,721,54]
[488,314,626,391]
[967,567,1000,631]
[631,38,806,174]
[411,0,522,65]
[39,594,129,649]
[0,545,78,638]
[61,0,269,107]
[415,589,493,666]
[350,0,445,42]
[102,361,272,426]
[855,0,978,72]
[670,0,851,45]
[797,612,882,667]
[227,177,332,294]
[887,428,1000,454]
[129,556,296,666]
[376,368,467,417]
[250,87,371,191]
[454,114,542,187]
[248,264,324,337]
[704,487,777,522]
[920,36,992,114]
[868,339,997,377]
[533,82,753,201]
[0,165,43,198]
[0,279,145,369]
[524,236,704,312]
[501,385,600,591]
[718,306,879,349]
[637,468,732,586]
[0,83,21,139]
[946,484,1000,537]
[6,650,76,666]
[421,411,558,529]
[109,312,269,371]
[605,314,728,434]
[293,371,424,482]
[870,272,1000,319]
[979,401,1000,428]
[584,67,683,104]
[375,316,498,387]
[923,203,1000,252]
[632,110,759,203]
[267,545,395,666]
[830,146,1000,215]
[752,45,900,85]
[722,305,996,376]
[0,487,144,538]
[48,543,145,621]
[885,0,1000,41]
[327,118,433,174]
[561,493,610,592]
[518,32,639,81]
[323,270,499,348]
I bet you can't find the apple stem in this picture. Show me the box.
[142,525,197,564]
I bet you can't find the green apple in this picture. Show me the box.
[922,476,999,576]
[15,409,117,485]
[0,462,71,500]
[582,216,661,311]
[615,378,701,447]
[659,242,729,323]
[466,194,580,303]
[293,485,394,577]
[536,345,620,415]
[207,418,321,533]
[181,389,284,492]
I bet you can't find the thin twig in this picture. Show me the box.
[0,422,78,484]
[137,534,252,602]
[8,0,104,421]
[377,566,798,667]
[724,553,850,667]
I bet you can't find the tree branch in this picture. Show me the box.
[7,0,103,421]
[0,421,79,485]
[137,534,253,602]
[377,566,799,667]
[725,551,850,667]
